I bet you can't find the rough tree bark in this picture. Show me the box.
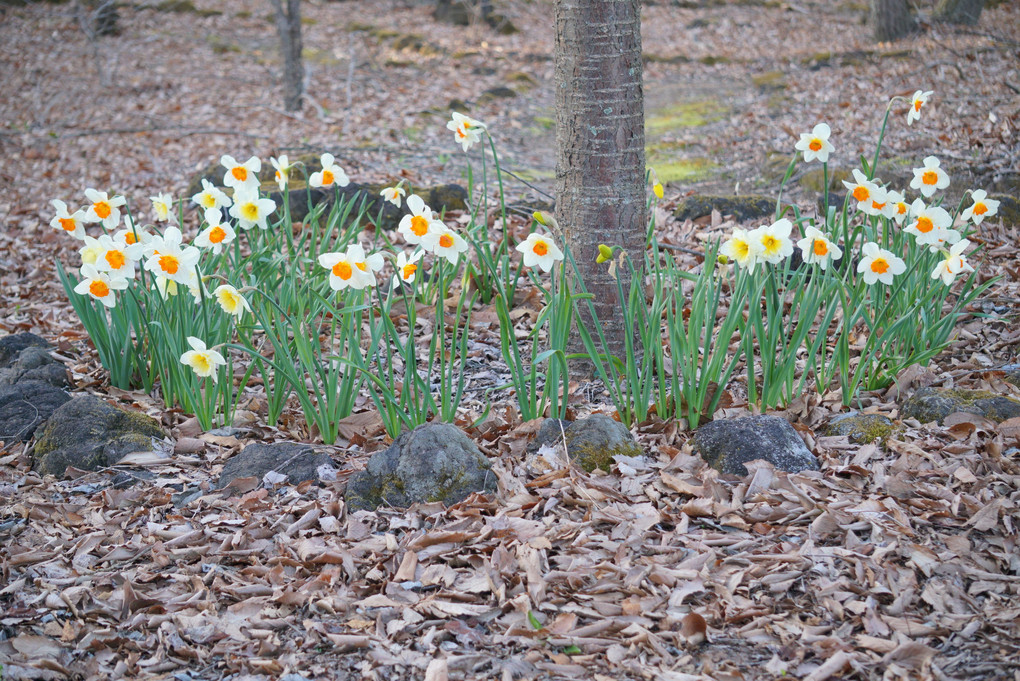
[269,0,304,112]
[869,0,917,42]
[934,0,985,25]
[554,0,646,368]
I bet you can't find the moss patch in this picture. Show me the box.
[751,70,786,91]
[648,157,718,184]
[824,412,897,444]
[645,99,726,136]
[901,387,1020,424]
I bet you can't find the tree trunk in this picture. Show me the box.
[869,0,916,42]
[270,0,304,112]
[934,0,984,25]
[554,0,646,371]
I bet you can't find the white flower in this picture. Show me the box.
[794,123,834,163]
[270,155,291,191]
[751,218,794,265]
[94,234,143,279]
[221,155,261,190]
[446,112,486,152]
[213,284,250,317]
[229,188,277,230]
[380,185,406,208]
[50,199,87,240]
[423,224,469,265]
[144,226,200,284]
[309,153,349,189]
[927,228,962,253]
[907,89,932,126]
[931,240,974,285]
[79,235,103,267]
[194,209,236,254]
[83,188,126,229]
[860,184,891,218]
[795,225,842,271]
[191,179,232,211]
[515,232,565,273]
[180,337,226,381]
[114,216,154,249]
[904,198,953,247]
[318,247,372,291]
[153,276,178,299]
[150,192,175,222]
[393,249,424,286]
[73,264,129,308]
[886,189,910,225]
[349,244,385,284]
[398,194,443,246]
[909,156,950,198]
[960,189,999,225]
[857,242,906,285]
[842,169,881,213]
[720,228,762,270]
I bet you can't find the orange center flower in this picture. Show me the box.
[916,216,933,233]
[231,167,248,182]
[59,217,76,232]
[209,226,226,243]
[870,258,889,274]
[439,234,454,249]
[457,127,466,139]
[812,239,828,257]
[332,261,352,280]
[896,203,907,215]
[809,139,822,152]
[322,169,335,186]
[94,201,111,219]
[89,280,110,298]
[356,261,368,272]
[402,263,417,280]
[973,202,987,216]
[922,170,938,186]
[124,231,138,245]
[105,250,126,270]
[852,186,869,202]
[158,254,180,275]
[275,170,282,181]
[872,200,886,211]
[411,215,429,237]
[533,240,549,256]
[914,99,923,112]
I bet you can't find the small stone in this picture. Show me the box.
[823,412,896,444]
[345,423,495,511]
[673,194,779,222]
[530,415,643,473]
[1002,364,1020,388]
[0,346,69,389]
[32,396,164,477]
[0,380,71,443]
[0,332,49,368]
[218,442,334,490]
[901,386,1020,425]
[692,415,819,476]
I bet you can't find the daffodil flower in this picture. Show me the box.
[270,155,292,191]
[94,234,143,279]
[50,199,87,240]
[596,244,614,264]
[144,226,200,284]
[229,188,277,230]
[150,192,175,223]
[180,337,226,382]
[153,276,178,299]
[194,209,236,254]
[904,198,952,247]
[349,244,385,285]
[423,224,469,265]
[79,235,103,267]
[750,219,794,265]
[74,264,129,308]
[926,228,962,254]
[446,112,486,152]
[961,189,999,226]
[795,225,842,271]
[398,194,442,246]
[720,228,762,270]
[393,249,424,286]
[842,169,881,214]
[319,248,371,291]
[213,284,250,318]
[857,242,905,285]
[907,89,932,126]
[191,179,232,211]
[515,232,565,273]
[886,189,909,225]
[309,153,350,189]
[931,240,974,285]
[83,188,126,229]
[115,216,153,249]
[909,156,950,198]
[794,123,834,163]
[221,155,262,190]
[380,185,406,208]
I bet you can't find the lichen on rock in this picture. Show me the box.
[692,415,819,476]
[529,415,643,473]
[823,412,897,444]
[900,386,1020,425]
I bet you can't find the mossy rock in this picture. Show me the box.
[33,395,164,477]
[1003,365,1020,388]
[823,412,897,444]
[151,0,221,16]
[751,70,786,92]
[693,415,819,476]
[0,381,70,443]
[0,346,68,389]
[989,195,1019,227]
[530,415,642,473]
[800,167,852,194]
[901,387,1020,425]
[218,442,334,491]
[673,194,779,222]
[477,86,518,104]
[646,99,726,135]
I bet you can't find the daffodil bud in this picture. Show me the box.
[653,182,664,199]
[596,244,613,264]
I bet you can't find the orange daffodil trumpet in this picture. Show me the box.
[94,234,143,279]
[447,112,486,152]
[398,194,443,246]
[270,155,292,191]
[50,199,87,240]
[907,89,932,126]
[191,179,232,211]
[83,188,126,229]
[842,169,882,215]
[380,184,406,208]
[309,153,350,189]
[116,217,153,248]
[194,208,236,254]
[904,198,953,247]
[931,240,974,285]
[74,264,129,308]
[886,189,909,225]
[857,242,906,285]
[424,224,469,265]
[910,155,950,198]
[318,243,382,291]
[393,250,424,286]
[794,123,834,163]
[221,155,261,191]
[516,232,564,273]
[144,226,200,285]
[796,225,842,270]
[180,337,226,382]
[961,189,999,226]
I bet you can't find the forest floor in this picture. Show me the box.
[1,0,1020,679]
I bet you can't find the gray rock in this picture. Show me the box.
[1002,364,1020,388]
[693,415,819,476]
[530,415,643,472]
[345,423,495,511]
[901,387,1020,425]
[0,346,69,389]
[0,380,71,443]
[218,442,335,490]
[0,332,49,368]
[823,412,896,444]
[673,194,779,222]
[32,396,164,477]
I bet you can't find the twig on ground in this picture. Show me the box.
[499,168,555,200]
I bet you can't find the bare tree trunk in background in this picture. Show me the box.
[269,0,304,112]
[869,0,916,42]
[555,0,646,371]
[934,0,985,25]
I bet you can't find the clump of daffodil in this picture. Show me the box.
[180,337,226,382]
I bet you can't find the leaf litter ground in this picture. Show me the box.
[1,1,1020,679]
